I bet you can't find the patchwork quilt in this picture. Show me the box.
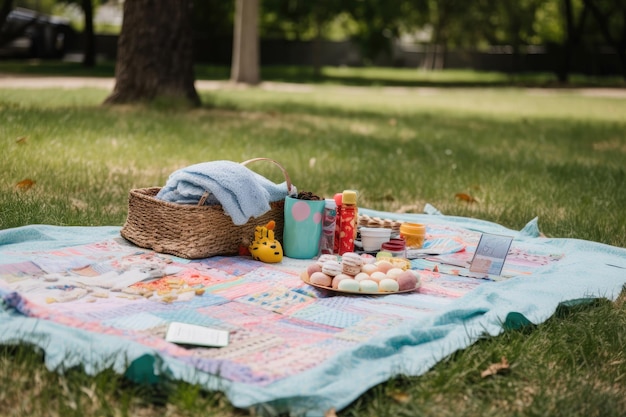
[1,208,625,416]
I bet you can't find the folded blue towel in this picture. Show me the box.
[156,161,292,225]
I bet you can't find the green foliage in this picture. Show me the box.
[6,0,625,80]
[260,0,365,44]
[15,0,58,14]
[534,0,567,43]
[343,0,417,62]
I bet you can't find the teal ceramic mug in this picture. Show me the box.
[283,196,325,259]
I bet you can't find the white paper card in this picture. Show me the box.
[469,233,513,276]
[165,322,229,348]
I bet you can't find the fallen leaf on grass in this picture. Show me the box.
[455,192,478,203]
[388,389,411,404]
[15,178,36,190]
[481,357,510,378]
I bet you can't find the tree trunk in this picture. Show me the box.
[81,0,95,67]
[104,0,200,106]
[582,0,626,81]
[312,18,322,78]
[421,44,432,70]
[557,0,574,83]
[557,0,589,83]
[230,0,260,85]
[434,44,446,70]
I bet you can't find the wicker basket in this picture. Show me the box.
[120,158,292,259]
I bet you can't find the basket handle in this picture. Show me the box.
[197,158,295,206]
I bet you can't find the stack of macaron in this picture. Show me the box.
[303,252,420,294]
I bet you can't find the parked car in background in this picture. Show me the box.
[0,7,74,59]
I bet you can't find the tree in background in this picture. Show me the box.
[230,0,259,84]
[261,0,426,68]
[418,0,464,70]
[104,0,200,106]
[500,0,543,72]
[3,0,624,83]
[344,0,416,65]
[57,0,98,66]
[557,0,588,82]
[261,0,344,76]
[191,0,234,65]
[582,0,626,80]
[462,0,543,73]
[308,1,346,75]
[79,0,94,66]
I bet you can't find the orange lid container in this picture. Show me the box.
[399,223,425,249]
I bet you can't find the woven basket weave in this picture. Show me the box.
[120,158,292,259]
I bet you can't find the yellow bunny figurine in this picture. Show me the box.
[249,220,283,263]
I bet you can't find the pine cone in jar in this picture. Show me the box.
[295,191,322,200]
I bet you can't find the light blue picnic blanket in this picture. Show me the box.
[1,210,625,416]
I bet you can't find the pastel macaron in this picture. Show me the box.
[395,271,418,291]
[306,263,323,277]
[361,263,379,275]
[341,252,363,276]
[338,278,360,292]
[332,273,353,289]
[310,272,332,287]
[321,260,342,277]
[317,254,338,267]
[359,279,379,293]
[379,278,400,292]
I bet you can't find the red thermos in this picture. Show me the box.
[337,190,357,255]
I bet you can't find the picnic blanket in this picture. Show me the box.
[1,208,625,416]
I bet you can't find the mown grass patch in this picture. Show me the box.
[1,78,625,416]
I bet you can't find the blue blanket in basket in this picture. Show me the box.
[156,160,292,225]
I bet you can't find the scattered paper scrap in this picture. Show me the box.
[324,408,337,417]
[166,322,229,348]
[481,357,510,378]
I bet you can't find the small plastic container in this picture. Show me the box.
[400,223,426,249]
[380,239,406,257]
[360,227,392,252]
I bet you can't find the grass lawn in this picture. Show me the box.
[1,63,625,416]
